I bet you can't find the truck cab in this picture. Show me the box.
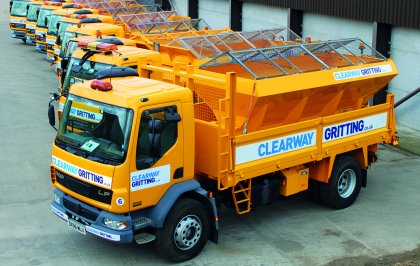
[45,5,99,62]
[55,14,115,59]
[58,41,160,118]
[9,0,30,42]
[35,0,70,53]
[49,76,217,263]
[25,0,43,44]
[56,35,136,76]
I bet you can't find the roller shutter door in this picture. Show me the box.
[242,3,288,31]
[302,13,373,45]
[171,0,188,17]
[198,0,229,29]
[389,27,420,129]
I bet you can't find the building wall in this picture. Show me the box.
[302,13,373,45]
[389,27,420,129]
[198,0,229,29]
[242,3,288,31]
[171,0,189,16]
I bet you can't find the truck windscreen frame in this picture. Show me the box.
[36,8,52,28]
[11,1,29,17]
[47,14,64,36]
[57,94,133,165]
[62,57,112,95]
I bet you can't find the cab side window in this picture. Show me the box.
[136,106,180,169]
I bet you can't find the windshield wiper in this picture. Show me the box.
[88,152,121,165]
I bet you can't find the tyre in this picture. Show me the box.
[319,156,362,209]
[155,198,210,263]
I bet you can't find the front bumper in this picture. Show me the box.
[26,35,35,45]
[36,42,46,53]
[10,29,26,40]
[46,51,55,63]
[51,189,135,243]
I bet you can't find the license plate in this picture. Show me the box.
[68,218,86,235]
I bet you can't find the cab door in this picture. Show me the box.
[129,102,185,209]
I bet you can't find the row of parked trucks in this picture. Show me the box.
[9,0,399,262]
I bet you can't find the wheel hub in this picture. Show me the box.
[174,215,202,250]
[337,169,356,198]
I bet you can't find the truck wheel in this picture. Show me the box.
[156,198,210,263]
[320,156,362,209]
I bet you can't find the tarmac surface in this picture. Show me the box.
[1,2,420,265]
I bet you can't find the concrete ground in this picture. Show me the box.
[1,3,420,266]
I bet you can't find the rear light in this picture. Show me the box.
[91,80,113,91]
[305,37,312,43]
[96,30,102,38]
[77,15,87,19]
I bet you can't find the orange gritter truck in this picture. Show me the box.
[48,38,399,262]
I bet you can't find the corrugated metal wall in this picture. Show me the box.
[243,0,420,29]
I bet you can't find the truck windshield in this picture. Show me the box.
[27,4,41,22]
[11,1,29,17]
[62,58,112,95]
[47,14,63,35]
[37,8,52,28]
[57,21,76,43]
[57,94,133,165]
[65,40,80,58]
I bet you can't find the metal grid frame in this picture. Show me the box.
[130,19,211,34]
[200,38,387,79]
[100,5,162,17]
[167,27,302,59]
[115,11,178,31]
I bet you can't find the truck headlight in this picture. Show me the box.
[54,193,60,204]
[104,218,128,230]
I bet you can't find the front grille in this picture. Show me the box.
[47,44,53,51]
[63,198,99,222]
[55,169,113,204]
[27,29,35,34]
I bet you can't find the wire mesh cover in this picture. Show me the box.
[115,11,177,29]
[167,28,302,59]
[128,19,210,34]
[200,38,387,79]
[101,5,162,17]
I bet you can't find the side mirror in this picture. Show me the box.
[36,10,39,16]
[45,17,48,26]
[56,22,60,30]
[56,35,61,45]
[48,104,56,129]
